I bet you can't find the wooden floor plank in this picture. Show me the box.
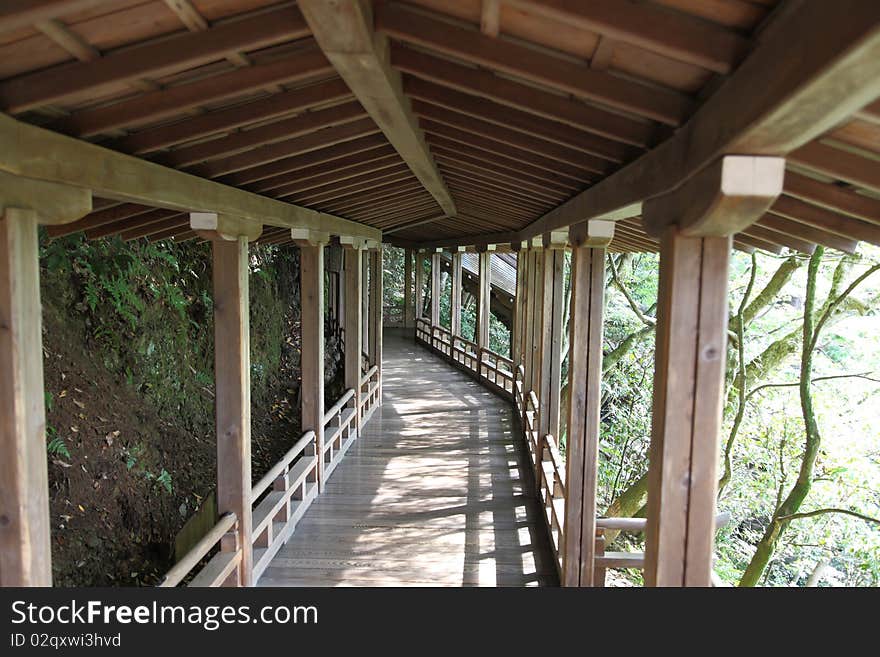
[259,329,557,587]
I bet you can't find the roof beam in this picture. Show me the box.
[509,0,749,74]
[377,3,692,125]
[52,47,332,138]
[0,113,380,242]
[782,171,880,224]
[789,142,880,194]
[384,214,446,235]
[506,0,880,246]
[0,1,106,35]
[155,101,366,168]
[0,4,310,113]
[106,78,353,155]
[298,0,455,216]
[390,44,653,147]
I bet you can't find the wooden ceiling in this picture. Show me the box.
[2,0,879,254]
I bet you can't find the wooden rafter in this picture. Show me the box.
[480,0,880,247]
[510,0,749,74]
[52,48,333,138]
[0,5,310,113]
[377,3,693,125]
[299,0,455,217]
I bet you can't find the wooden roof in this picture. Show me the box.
[2,1,879,254]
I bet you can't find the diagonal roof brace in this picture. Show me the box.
[298,0,456,217]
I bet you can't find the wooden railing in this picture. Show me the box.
[323,388,358,481]
[591,512,731,586]
[480,348,515,396]
[164,376,381,587]
[360,364,381,423]
[415,318,514,402]
[250,429,319,581]
[159,511,240,587]
[538,433,566,574]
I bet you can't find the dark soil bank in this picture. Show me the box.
[39,234,341,586]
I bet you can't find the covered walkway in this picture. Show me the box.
[260,330,557,586]
[2,1,879,589]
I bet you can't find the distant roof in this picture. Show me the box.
[441,251,517,298]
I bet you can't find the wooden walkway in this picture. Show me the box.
[259,329,558,587]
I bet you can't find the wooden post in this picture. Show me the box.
[561,220,613,587]
[210,235,255,587]
[431,250,442,328]
[403,247,414,329]
[0,210,51,586]
[643,229,731,586]
[511,242,525,367]
[362,248,369,361]
[0,175,90,586]
[295,230,329,493]
[476,248,492,351]
[369,246,383,403]
[641,156,782,587]
[538,233,566,439]
[451,249,463,337]
[342,239,363,434]
[414,250,425,320]
[524,244,544,398]
[193,213,263,588]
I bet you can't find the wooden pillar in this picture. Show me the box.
[538,233,566,439]
[451,249,463,337]
[0,176,90,586]
[641,155,783,586]
[295,230,329,493]
[194,213,262,587]
[403,247,414,329]
[342,239,363,433]
[562,221,614,587]
[510,242,525,366]
[476,248,492,351]
[368,246,383,403]
[211,236,254,586]
[361,249,369,360]
[644,229,731,586]
[524,245,544,397]
[0,210,52,586]
[429,250,441,328]
[414,250,425,320]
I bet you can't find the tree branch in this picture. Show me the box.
[746,372,880,400]
[809,262,880,354]
[777,508,880,525]
[608,254,655,327]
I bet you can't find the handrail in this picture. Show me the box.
[543,434,566,495]
[251,431,316,502]
[596,512,731,532]
[360,365,378,386]
[159,511,237,588]
[528,390,539,412]
[323,388,355,425]
[481,348,513,367]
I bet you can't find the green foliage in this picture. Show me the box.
[46,426,71,460]
[155,469,173,494]
[40,233,298,438]
[597,246,880,586]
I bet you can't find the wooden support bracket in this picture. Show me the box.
[191,212,262,242]
[0,171,92,225]
[643,155,785,237]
